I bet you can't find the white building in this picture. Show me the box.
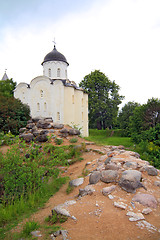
[14,45,88,137]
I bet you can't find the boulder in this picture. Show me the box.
[68,129,80,135]
[19,133,34,142]
[69,178,84,187]
[154,181,160,187]
[89,171,101,184]
[145,166,158,176]
[123,161,138,170]
[118,170,143,193]
[26,123,35,129]
[36,120,52,129]
[52,123,64,129]
[102,185,116,196]
[105,162,120,170]
[60,128,69,133]
[19,128,26,133]
[79,185,95,196]
[40,129,49,135]
[132,193,157,208]
[104,157,112,165]
[101,170,119,183]
[35,134,48,142]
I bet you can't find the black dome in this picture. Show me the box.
[41,45,69,65]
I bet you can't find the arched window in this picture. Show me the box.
[48,68,51,77]
[37,103,40,111]
[40,90,43,98]
[44,102,47,111]
[57,68,60,77]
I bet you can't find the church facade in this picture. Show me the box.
[14,45,88,137]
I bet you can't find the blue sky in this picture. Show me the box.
[0,0,160,106]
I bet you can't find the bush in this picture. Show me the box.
[69,138,78,143]
[0,94,30,135]
[22,221,40,237]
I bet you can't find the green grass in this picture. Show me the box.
[85,129,133,148]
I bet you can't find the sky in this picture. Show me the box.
[0,0,160,107]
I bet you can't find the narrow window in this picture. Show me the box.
[65,69,67,79]
[40,90,43,98]
[57,112,60,121]
[37,103,40,111]
[57,68,60,77]
[48,68,51,77]
[82,112,84,121]
[44,102,47,111]
[82,98,84,106]
[72,95,74,104]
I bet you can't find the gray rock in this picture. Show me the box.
[52,123,64,129]
[118,170,144,193]
[89,171,101,184]
[105,162,120,170]
[126,212,145,221]
[114,201,127,210]
[98,155,108,162]
[60,128,69,133]
[145,166,158,176]
[36,120,52,129]
[31,231,42,237]
[19,133,34,142]
[69,178,84,187]
[53,205,71,217]
[132,193,157,208]
[102,185,116,196]
[40,129,49,135]
[101,170,119,183]
[61,230,68,240]
[68,128,80,135]
[104,157,112,165]
[26,123,35,129]
[142,208,152,215]
[108,194,114,199]
[32,131,41,137]
[79,185,95,196]
[154,181,160,187]
[123,161,138,170]
[35,134,48,142]
[19,128,26,133]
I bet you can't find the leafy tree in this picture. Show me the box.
[117,101,140,136]
[0,94,30,135]
[79,70,124,129]
[130,98,160,143]
[0,78,16,97]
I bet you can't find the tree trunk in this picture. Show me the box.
[97,120,102,130]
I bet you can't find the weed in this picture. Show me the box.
[66,183,74,194]
[69,138,78,143]
[22,220,40,237]
[82,168,89,177]
[54,138,63,145]
[46,210,68,224]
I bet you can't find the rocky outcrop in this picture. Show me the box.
[18,117,81,143]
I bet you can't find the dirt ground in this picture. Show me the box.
[1,139,160,240]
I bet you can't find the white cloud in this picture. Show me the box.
[0,0,160,106]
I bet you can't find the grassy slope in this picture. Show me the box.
[85,129,133,148]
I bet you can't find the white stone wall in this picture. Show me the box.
[14,76,88,137]
[43,61,68,79]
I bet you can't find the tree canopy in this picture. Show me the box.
[79,70,124,129]
[0,78,16,97]
[117,101,140,136]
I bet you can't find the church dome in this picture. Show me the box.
[42,45,69,66]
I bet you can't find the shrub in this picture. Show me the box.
[22,220,40,237]
[69,138,78,143]
[54,137,63,145]
[0,94,30,135]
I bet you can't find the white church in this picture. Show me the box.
[14,44,88,137]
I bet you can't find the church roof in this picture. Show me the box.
[41,45,69,66]
[1,72,9,80]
